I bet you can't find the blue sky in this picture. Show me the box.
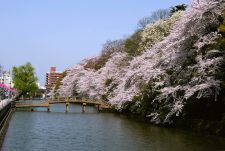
[0,0,190,85]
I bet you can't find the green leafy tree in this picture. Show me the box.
[124,30,142,56]
[54,71,67,92]
[12,62,38,97]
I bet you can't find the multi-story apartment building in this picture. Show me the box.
[45,67,62,91]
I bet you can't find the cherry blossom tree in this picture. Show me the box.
[58,0,225,124]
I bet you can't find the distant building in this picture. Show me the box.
[0,65,2,77]
[0,70,13,88]
[45,67,62,91]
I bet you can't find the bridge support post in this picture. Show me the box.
[47,106,50,112]
[47,98,51,112]
[65,97,69,112]
[66,103,69,112]
[82,103,86,112]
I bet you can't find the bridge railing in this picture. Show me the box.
[48,96,101,103]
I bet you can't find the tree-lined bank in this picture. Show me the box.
[52,0,225,136]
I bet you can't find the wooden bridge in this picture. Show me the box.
[15,97,112,112]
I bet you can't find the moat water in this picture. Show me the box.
[2,102,225,151]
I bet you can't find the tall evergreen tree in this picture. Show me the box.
[170,4,187,15]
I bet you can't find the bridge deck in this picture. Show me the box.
[15,98,111,110]
[49,100,101,105]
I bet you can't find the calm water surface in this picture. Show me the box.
[2,103,225,151]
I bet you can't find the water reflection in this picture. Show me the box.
[2,103,225,151]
